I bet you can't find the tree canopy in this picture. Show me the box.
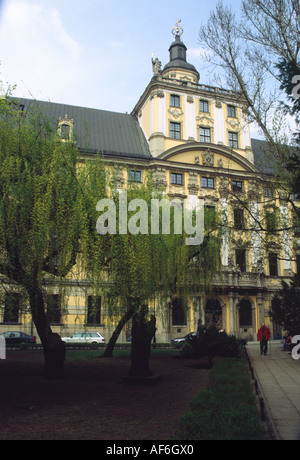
[0,94,108,377]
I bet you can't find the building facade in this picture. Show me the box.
[1,27,299,343]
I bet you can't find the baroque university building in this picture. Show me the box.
[1,28,299,343]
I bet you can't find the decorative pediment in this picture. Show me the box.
[196,114,214,126]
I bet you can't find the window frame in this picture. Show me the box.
[170,121,181,139]
[232,180,243,193]
[227,105,237,118]
[170,172,183,186]
[170,94,181,108]
[128,170,142,183]
[46,294,62,325]
[234,208,244,230]
[200,127,211,143]
[199,99,209,113]
[236,249,247,272]
[201,177,214,189]
[228,131,239,148]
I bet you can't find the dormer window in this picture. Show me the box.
[61,124,70,140]
[58,116,74,142]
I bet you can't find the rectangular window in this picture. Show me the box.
[201,177,214,189]
[170,122,181,139]
[232,180,243,193]
[170,94,180,107]
[128,170,142,182]
[264,188,273,198]
[200,99,209,113]
[234,208,244,229]
[269,253,278,276]
[87,296,101,325]
[228,132,238,148]
[171,172,183,185]
[227,105,237,118]
[200,127,211,143]
[236,249,246,272]
[3,293,20,323]
[47,294,61,324]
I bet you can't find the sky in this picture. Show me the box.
[0,0,241,114]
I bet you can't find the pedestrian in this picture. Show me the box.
[257,323,271,356]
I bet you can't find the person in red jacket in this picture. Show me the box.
[257,324,271,356]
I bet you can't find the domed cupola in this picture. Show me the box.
[161,21,200,84]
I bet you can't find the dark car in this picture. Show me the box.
[1,331,36,345]
[171,332,197,344]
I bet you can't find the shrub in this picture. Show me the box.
[180,326,243,365]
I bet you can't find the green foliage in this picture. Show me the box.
[92,177,223,319]
[175,358,266,440]
[0,95,108,348]
[270,274,300,336]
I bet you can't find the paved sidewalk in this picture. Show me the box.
[246,341,300,440]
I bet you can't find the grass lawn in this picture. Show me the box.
[175,356,267,440]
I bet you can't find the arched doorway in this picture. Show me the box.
[205,299,222,329]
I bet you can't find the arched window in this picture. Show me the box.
[239,299,252,327]
[205,299,222,328]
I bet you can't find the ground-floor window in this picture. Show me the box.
[239,298,252,327]
[172,298,187,326]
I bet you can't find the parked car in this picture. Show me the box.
[1,331,36,345]
[171,332,197,344]
[61,332,105,347]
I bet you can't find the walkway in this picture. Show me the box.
[246,341,300,440]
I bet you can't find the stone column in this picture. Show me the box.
[228,291,235,335]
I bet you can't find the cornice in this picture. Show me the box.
[131,77,245,117]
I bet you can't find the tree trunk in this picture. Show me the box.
[27,281,66,379]
[103,307,135,357]
[43,333,66,380]
[129,307,156,378]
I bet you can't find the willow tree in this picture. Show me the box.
[95,181,222,378]
[0,95,108,379]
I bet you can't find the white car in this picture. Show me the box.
[62,332,105,347]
